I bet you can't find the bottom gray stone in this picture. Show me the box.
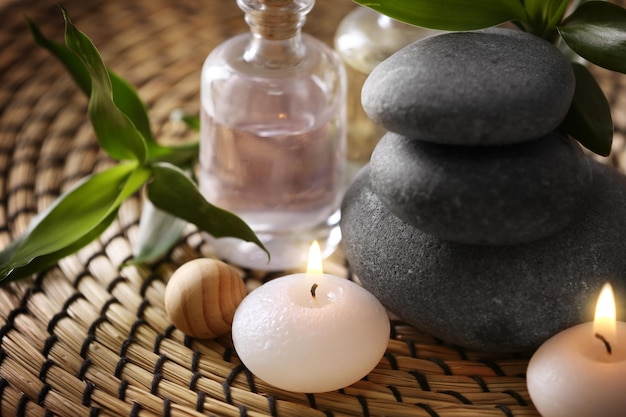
[341,162,626,352]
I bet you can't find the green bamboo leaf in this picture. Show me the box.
[524,0,549,21]
[545,0,571,35]
[102,75,199,166]
[0,235,26,268]
[61,8,147,162]
[523,0,546,28]
[30,13,198,164]
[132,199,187,263]
[29,17,196,160]
[558,1,626,73]
[181,114,200,132]
[27,18,91,95]
[146,142,199,166]
[518,0,568,38]
[0,163,151,279]
[146,163,269,260]
[1,210,118,283]
[353,0,528,31]
[108,71,153,145]
[561,62,613,156]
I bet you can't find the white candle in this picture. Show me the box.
[232,241,390,393]
[527,283,626,417]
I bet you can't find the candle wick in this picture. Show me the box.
[595,332,613,355]
[310,283,318,298]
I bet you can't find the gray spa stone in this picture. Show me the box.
[369,131,592,245]
[340,163,626,352]
[361,28,575,145]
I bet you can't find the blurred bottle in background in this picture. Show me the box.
[335,6,437,181]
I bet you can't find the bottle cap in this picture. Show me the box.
[239,0,314,40]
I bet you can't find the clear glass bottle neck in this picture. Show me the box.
[238,0,313,68]
[244,31,306,68]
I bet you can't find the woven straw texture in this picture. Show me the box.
[1,1,626,416]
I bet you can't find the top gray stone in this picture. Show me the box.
[361,28,575,145]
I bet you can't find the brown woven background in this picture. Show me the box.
[1,1,626,416]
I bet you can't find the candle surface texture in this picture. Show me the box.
[232,273,390,392]
[527,283,626,417]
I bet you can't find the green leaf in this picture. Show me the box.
[146,163,269,260]
[545,0,570,31]
[28,18,153,143]
[523,0,568,34]
[30,16,201,161]
[108,71,154,145]
[146,141,199,166]
[558,1,626,73]
[30,11,198,167]
[1,210,118,283]
[27,17,91,95]
[142,108,199,165]
[561,62,613,156]
[132,199,187,263]
[523,0,544,24]
[526,0,571,39]
[61,8,147,162]
[353,0,528,31]
[0,163,151,279]
[181,114,200,132]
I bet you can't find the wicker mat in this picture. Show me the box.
[1,1,626,416]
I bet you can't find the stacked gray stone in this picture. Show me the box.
[341,28,626,352]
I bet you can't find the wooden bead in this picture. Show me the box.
[164,258,246,339]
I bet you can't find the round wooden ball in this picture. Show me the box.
[164,258,247,339]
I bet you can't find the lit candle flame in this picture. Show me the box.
[307,241,323,275]
[594,282,617,346]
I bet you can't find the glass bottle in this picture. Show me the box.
[199,0,346,270]
[334,6,437,181]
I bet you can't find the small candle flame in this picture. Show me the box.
[594,283,617,347]
[307,241,323,275]
[306,241,323,302]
